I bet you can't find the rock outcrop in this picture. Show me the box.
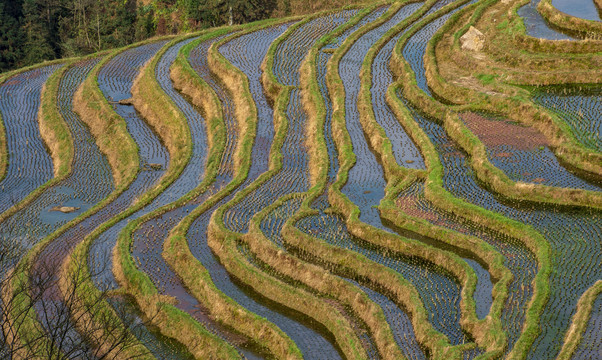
[460,26,486,52]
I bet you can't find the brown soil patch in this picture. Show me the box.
[38,88,61,177]
[397,196,440,223]
[395,195,470,238]
[396,195,469,237]
[460,112,549,151]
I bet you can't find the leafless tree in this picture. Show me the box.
[1,248,156,360]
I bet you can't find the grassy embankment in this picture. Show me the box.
[215,4,424,359]
[201,8,392,359]
[384,88,550,360]
[537,0,602,39]
[5,31,239,359]
[320,1,484,359]
[355,0,512,357]
[164,18,316,359]
[468,0,602,79]
[425,0,602,183]
[282,2,504,359]
[322,0,514,358]
[388,3,553,358]
[555,280,602,360]
[3,34,176,358]
[0,64,75,224]
[392,0,602,211]
[104,31,247,359]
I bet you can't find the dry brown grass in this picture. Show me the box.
[437,0,602,85]
[207,43,254,172]
[58,255,152,360]
[556,280,602,360]
[538,0,602,37]
[0,63,77,226]
[417,0,602,196]
[38,80,70,178]
[208,222,368,360]
[299,55,328,187]
[170,65,222,146]
[132,60,189,164]
[73,78,138,188]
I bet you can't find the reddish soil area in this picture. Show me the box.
[397,195,440,223]
[396,194,470,236]
[460,112,549,151]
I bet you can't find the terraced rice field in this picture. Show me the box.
[1,0,601,359]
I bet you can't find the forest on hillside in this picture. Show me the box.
[0,0,356,72]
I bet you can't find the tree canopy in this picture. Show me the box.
[0,0,277,72]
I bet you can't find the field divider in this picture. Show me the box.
[162,18,328,360]
[2,33,187,359]
[445,0,602,170]
[423,0,602,89]
[201,9,387,359]
[391,0,602,211]
[459,0,602,80]
[0,57,85,184]
[555,280,602,360]
[388,5,553,353]
[55,34,204,359]
[537,0,602,38]
[101,30,256,359]
[163,86,304,358]
[0,64,74,225]
[1,55,139,360]
[116,11,375,358]
[359,3,514,356]
[422,0,602,183]
[285,15,451,356]
[356,5,515,356]
[386,83,552,360]
[295,1,499,359]
[221,5,426,359]
[200,7,408,358]
[324,1,502,358]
